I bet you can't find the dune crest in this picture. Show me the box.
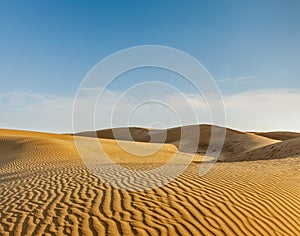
[252,131,300,141]
[76,124,300,162]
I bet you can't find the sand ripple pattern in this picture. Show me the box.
[0,131,299,235]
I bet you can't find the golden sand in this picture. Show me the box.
[0,129,299,235]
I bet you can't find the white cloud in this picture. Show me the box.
[0,89,300,133]
[0,91,74,133]
[223,89,300,131]
[218,75,252,83]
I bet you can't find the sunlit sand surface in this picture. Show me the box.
[0,128,299,235]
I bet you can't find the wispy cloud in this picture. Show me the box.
[1,89,300,133]
[224,89,300,131]
[218,75,252,83]
[0,91,74,132]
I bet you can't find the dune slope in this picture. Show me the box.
[253,131,300,141]
[77,125,280,161]
[0,129,299,235]
[230,137,300,162]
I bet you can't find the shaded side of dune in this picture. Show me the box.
[76,125,289,162]
[252,131,300,141]
[226,137,300,162]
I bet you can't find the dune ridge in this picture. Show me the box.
[252,131,300,141]
[75,124,300,162]
[0,128,299,235]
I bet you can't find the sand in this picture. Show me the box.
[0,128,300,235]
[76,125,281,161]
[253,131,300,141]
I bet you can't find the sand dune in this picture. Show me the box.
[232,137,300,162]
[0,128,299,235]
[77,125,281,161]
[253,131,300,141]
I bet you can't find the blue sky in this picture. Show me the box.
[0,1,300,132]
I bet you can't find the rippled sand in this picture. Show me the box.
[0,129,299,235]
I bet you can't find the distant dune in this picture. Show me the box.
[252,131,300,141]
[1,127,299,235]
[76,124,300,162]
[231,137,300,162]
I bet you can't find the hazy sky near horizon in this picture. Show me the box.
[0,1,300,132]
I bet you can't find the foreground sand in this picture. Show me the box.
[0,129,299,235]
